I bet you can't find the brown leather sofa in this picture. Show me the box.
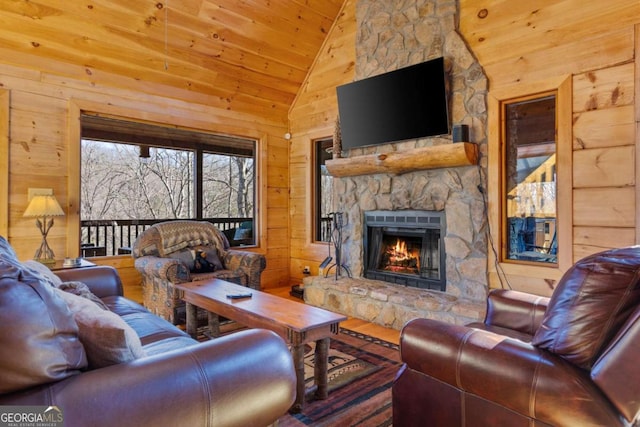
[0,236,296,427]
[392,246,640,427]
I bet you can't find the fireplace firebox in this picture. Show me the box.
[363,210,445,291]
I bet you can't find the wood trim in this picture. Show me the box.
[257,132,269,254]
[325,143,478,177]
[67,100,82,257]
[555,76,574,273]
[487,75,573,288]
[635,23,640,244]
[308,128,334,246]
[66,98,269,257]
[0,89,8,237]
[288,0,353,116]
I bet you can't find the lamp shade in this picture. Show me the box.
[23,195,65,218]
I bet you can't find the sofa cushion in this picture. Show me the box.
[532,246,640,369]
[169,248,196,269]
[169,247,223,273]
[193,247,224,271]
[0,261,87,393]
[54,288,145,369]
[23,260,63,287]
[58,280,110,310]
[23,260,108,309]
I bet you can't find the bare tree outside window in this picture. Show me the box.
[202,153,254,218]
[81,140,194,220]
[80,131,256,254]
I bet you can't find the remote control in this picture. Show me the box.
[226,293,252,299]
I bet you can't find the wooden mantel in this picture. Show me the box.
[325,142,478,177]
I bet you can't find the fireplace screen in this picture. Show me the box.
[364,210,445,291]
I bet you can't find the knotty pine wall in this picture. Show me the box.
[463,0,640,295]
[0,56,290,298]
[289,0,640,297]
[288,0,356,286]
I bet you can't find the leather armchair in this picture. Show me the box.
[132,220,266,324]
[393,247,640,427]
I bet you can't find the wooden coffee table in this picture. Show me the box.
[175,278,347,412]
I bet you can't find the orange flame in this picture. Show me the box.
[390,238,411,262]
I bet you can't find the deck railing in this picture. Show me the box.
[80,216,334,257]
[80,218,253,257]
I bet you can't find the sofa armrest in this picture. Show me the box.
[54,266,123,298]
[484,289,549,335]
[134,256,190,284]
[1,329,296,427]
[222,250,266,289]
[399,318,620,426]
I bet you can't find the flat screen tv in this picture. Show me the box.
[336,57,449,150]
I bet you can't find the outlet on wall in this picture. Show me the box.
[303,266,311,274]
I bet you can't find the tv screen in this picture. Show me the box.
[336,57,449,150]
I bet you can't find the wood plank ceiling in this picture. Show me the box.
[0,0,345,117]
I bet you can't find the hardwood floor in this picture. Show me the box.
[266,286,401,345]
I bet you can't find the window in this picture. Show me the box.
[79,115,256,255]
[314,138,334,242]
[502,94,557,264]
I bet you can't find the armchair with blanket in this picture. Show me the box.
[393,246,640,426]
[132,220,266,324]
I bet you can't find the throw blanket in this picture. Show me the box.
[131,221,230,258]
[156,221,223,256]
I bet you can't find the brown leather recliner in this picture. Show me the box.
[392,246,640,427]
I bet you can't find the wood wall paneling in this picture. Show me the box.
[0,0,344,116]
[573,105,636,150]
[460,0,640,68]
[572,62,635,113]
[573,226,636,262]
[3,50,288,293]
[635,23,640,246]
[481,28,634,87]
[287,0,356,287]
[573,187,636,228]
[0,90,8,238]
[573,146,635,189]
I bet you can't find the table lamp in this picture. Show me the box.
[23,194,65,264]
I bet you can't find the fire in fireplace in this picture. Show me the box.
[380,237,421,275]
[363,210,445,291]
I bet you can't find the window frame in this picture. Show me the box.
[68,100,264,257]
[501,92,558,266]
[488,76,572,283]
[312,137,333,243]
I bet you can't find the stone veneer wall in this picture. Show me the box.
[304,0,490,328]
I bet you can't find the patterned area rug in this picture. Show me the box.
[280,328,401,427]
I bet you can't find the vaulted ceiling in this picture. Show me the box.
[0,0,345,116]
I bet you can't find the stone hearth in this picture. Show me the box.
[303,0,490,329]
[304,276,485,329]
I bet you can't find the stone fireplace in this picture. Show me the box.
[303,0,490,329]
